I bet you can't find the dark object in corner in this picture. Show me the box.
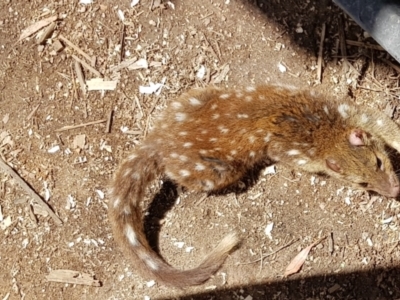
[334,0,400,63]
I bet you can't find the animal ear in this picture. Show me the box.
[326,158,342,173]
[348,129,366,146]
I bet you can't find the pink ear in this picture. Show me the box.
[348,129,365,146]
[326,158,342,173]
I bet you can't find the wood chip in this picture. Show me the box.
[86,78,118,91]
[212,64,230,84]
[19,15,58,41]
[36,22,56,45]
[46,270,101,287]
[109,58,138,72]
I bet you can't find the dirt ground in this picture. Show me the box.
[1,0,400,299]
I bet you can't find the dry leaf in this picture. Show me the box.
[19,15,58,41]
[284,237,325,276]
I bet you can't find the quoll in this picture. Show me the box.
[109,85,400,287]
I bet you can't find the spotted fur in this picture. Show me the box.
[109,85,400,288]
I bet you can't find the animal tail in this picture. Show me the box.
[108,147,239,287]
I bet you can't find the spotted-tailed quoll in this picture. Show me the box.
[109,85,400,287]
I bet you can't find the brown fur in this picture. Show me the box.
[109,85,400,287]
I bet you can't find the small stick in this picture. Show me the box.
[144,98,159,137]
[119,23,125,63]
[105,109,113,133]
[70,63,78,108]
[317,23,326,83]
[345,39,385,51]
[240,238,298,265]
[200,12,214,20]
[0,157,62,225]
[55,119,107,132]
[26,104,41,120]
[328,232,334,254]
[59,34,92,62]
[202,32,220,62]
[332,38,340,65]
[215,40,222,61]
[72,55,102,78]
[74,60,86,95]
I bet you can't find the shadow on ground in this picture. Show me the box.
[157,265,400,300]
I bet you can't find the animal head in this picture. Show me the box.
[325,129,399,198]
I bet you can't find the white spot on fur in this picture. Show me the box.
[236,92,243,98]
[219,94,230,99]
[128,154,137,161]
[183,142,193,148]
[170,153,178,158]
[230,150,237,155]
[307,148,316,156]
[212,114,220,119]
[361,114,369,123]
[249,136,256,143]
[287,149,300,156]
[246,86,256,92]
[323,106,329,115]
[249,151,256,157]
[245,95,252,101]
[377,119,383,126]
[211,104,218,110]
[132,172,140,180]
[165,171,175,178]
[297,159,307,165]
[237,114,249,118]
[264,133,272,143]
[179,170,191,177]
[392,141,400,150]
[179,155,188,162]
[226,155,234,161]
[199,149,208,155]
[145,258,159,270]
[218,126,229,134]
[210,138,218,143]
[259,95,266,100]
[189,97,201,106]
[179,131,188,136]
[138,251,159,270]
[175,112,187,122]
[203,180,214,190]
[113,197,121,208]
[201,130,208,134]
[338,104,349,118]
[172,101,182,109]
[195,163,206,171]
[125,225,139,246]
[123,169,131,178]
[124,205,131,215]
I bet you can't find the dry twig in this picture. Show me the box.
[55,119,107,132]
[0,157,62,225]
[317,23,326,83]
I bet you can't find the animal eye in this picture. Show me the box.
[359,182,369,188]
[376,157,383,171]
